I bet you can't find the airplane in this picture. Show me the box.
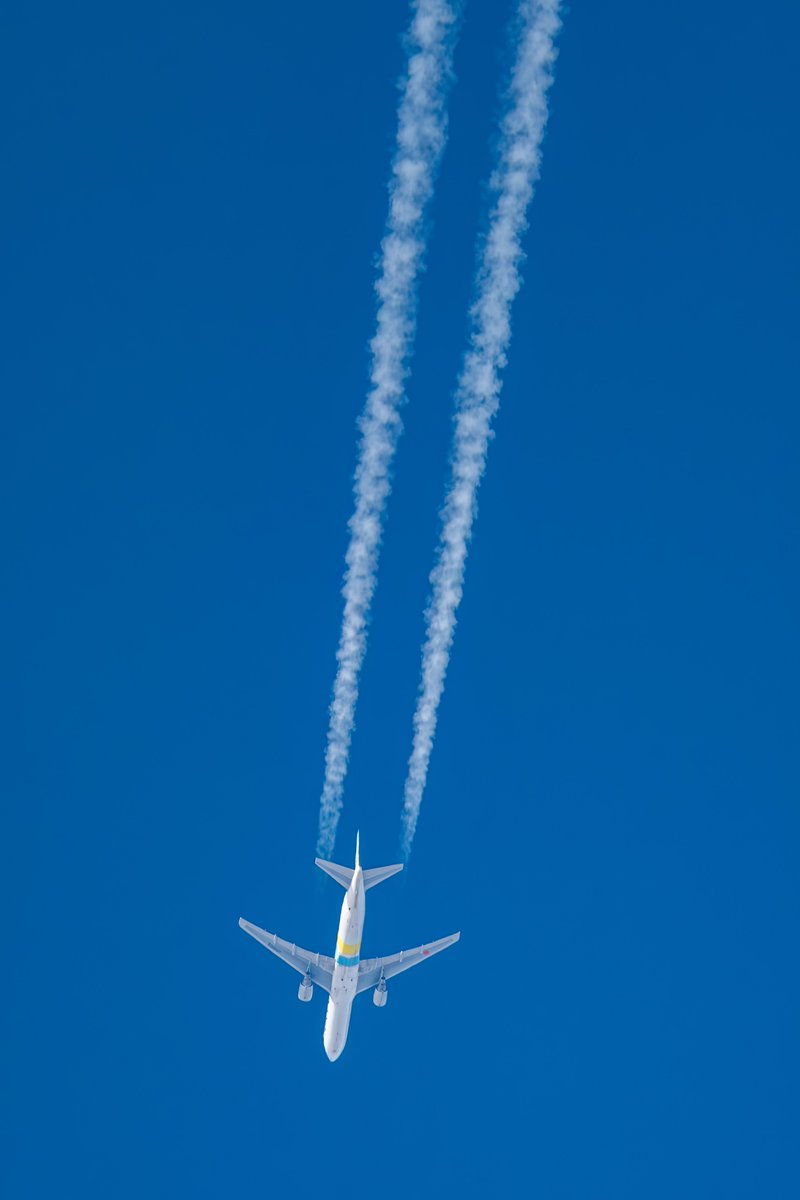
[239,833,460,1061]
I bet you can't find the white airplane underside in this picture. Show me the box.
[239,834,460,1061]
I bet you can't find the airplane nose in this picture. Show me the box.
[324,1031,342,1062]
[323,1025,341,1061]
[323,998,350,1062]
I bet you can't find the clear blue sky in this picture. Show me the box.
[4,2,798,1196]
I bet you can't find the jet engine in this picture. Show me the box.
[373,978,387,1008]
[298,976,313,1002]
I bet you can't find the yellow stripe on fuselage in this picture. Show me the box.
[336,936,361,957]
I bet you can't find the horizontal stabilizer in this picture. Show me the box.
[315,858,354,889]
[362,863,403,890]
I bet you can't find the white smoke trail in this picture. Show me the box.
[401,0,561,857]
[317,0,458,860]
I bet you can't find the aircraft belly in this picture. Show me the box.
[323,991,354,1061]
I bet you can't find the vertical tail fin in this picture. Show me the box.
[355,831,360,869]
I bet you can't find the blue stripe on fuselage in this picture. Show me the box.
[336,953,360,967]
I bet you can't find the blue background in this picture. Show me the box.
[4,2,798,1196]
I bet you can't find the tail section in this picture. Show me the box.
[315,831,403,891]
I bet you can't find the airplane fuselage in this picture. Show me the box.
[323,864,365,1061]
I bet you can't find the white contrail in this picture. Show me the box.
[317,0,458,860]
[401,0,561,857]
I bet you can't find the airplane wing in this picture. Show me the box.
[239,918,335,994]
[356,931,460,994]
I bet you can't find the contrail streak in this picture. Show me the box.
[317,1,458,860]
[401,0,561,857]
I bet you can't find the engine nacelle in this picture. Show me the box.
[298,978,313,1002]
[373,979,388,1008]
